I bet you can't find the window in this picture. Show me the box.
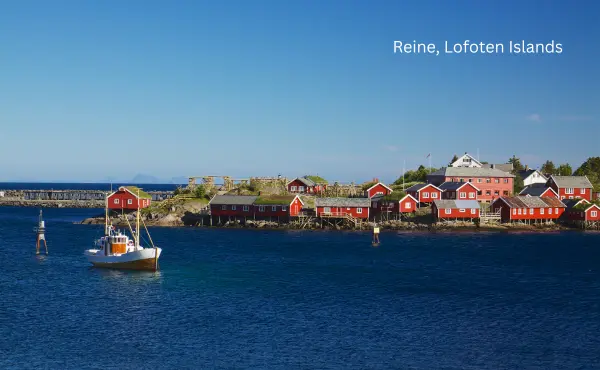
[243,205,249,211]
[471,209,476,214]
[518,209,522,215]
[290,186,297,191]
[127,199,132,205]
[530,208,534,215]
[503,191,509,196]
[555,208,559,214]
[486,190,491,196]
[114,199,119,204]
[494,190,499,196]
[298,186,305,192]
[478,190,482,196]
[592,211,598,217]
[549,208,553,215]
[324,207,331,213]
[581,188,586,194]
[540,208,545,215]
[513,209,516,215]
[565,188,574,194]
[459,209,465,213]
[469,192,475,199]
[494,179,499,183]
[221,205,227,210]
[423,192,429,198]
[272,206,277,211]
[376,191,384,195]
[486,179,491,183]
[405,202,411,209]
[357,208,363,214]
[504,179,509,183]
[459,192,466,199]
[431,192,438,199]
[445,209,451,214]
[460,178,464,182]
[259,206,265,212]
[569,196,573,199]
[477,179,482,183]
[232,205,236,211]
[282,206,287,211]
[468,179,473,183]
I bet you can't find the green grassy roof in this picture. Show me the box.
[573,199,600,211]
[382,191,407,201]
[254,195,297,205]
[124,186,152,199]
[305,175,328,184]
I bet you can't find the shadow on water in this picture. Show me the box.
[88,267,163,281]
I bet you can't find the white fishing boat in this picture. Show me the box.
[84,190,161,271]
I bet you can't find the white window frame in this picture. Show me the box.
[114,199,119,204]
[565,188,574,194]
[469,192,475,199]
[477,178,482,183]
[529,208,533,215]
[431,192,438,199]
[298,186,305,192]
[549,208,553,215]
[422,192,429,198]
[471,208,476,214]
[494,179,499,183]
[243,205,249,211]
[357,208,363,214]
[513,209,516,215]
[232,205,237,211]
[221,205,227,210]
[127,199,133,205]
[581,188,586,194]
[445,209,451,214]
[459,192,466,199]
[459,209,465,213]
[405,202,411,209]
[271,206,277,211]
[592,211,598,217]
[290,186,297,191]
[282,206,287,211]
[555,208,559,214]
[540,208,545,215]
[518,209,522,215]
[259,206,265,212]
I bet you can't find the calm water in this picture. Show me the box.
[0,207,599,369]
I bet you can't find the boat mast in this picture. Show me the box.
[136,189,141,247]
[105,191,109,235]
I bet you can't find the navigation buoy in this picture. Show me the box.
[372,225,380,246]
[35,209,48,255]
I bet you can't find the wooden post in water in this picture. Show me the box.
[35,209,48,255]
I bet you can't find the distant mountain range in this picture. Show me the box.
[130,174,188,184]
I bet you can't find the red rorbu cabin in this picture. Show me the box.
[315,197,371,219]
[563,199,600,224]
[107,186,152,210]
[363,182,393,199]
[406,183,442,205]
[490,196,566,223]
[438,182,480,200]
[546,175,594,201]
[432,200,480,221]
[253,195,304,219]
[372,194,418,220]
[519,184,559,198]
[287,176,327,194]
[209,195,258,218]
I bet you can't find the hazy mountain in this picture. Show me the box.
[130,174,162,184]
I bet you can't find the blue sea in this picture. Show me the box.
[0,206,599,369]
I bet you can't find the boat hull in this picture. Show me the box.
[85,248,162,271]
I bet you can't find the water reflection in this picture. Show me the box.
[90,267,163,282]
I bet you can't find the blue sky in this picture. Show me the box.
[0,0,598,183]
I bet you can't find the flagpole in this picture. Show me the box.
[402,160,405,191]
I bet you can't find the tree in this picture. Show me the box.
[574,157,600,189]
[508,155,525,173]
[540,160,556,175]
[193,184,207,199]
[449,154,458,166]
[514,174,525,194]
[556,163,573,176]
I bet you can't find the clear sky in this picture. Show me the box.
[1,0,598,183]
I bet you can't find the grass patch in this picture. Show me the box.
[254,195,296,205]
[305,175,328,184]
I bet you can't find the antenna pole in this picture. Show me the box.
[136,189,140,247]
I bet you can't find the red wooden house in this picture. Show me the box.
[432,200,480,221]
[490,196,566,223]
[315,197,371,219]
[371,194,418,220]
[287,177,326,194]
[438,182,479,200]
[209,195,258,218]
[253,195,304,219]
[406,183,442,205]
[427,167,514,202]
[364,182,393,199]
[519,184,559,198]
[546,175,594,201]
[562,199,600,223]
[107,186,152,210]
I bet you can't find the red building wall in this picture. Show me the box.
[254,198,302,217]
[549,183,592,201]
[210,204,254,217]
[316,206,369,219]
[366,183,392,198]
[540,188,559,198]
[432,176,513,202]
[287,180,325,194]
[433,205,480,219]
[566,205,600,222]
[491,201,565,222]
[442,183,479,200]
[408,185,441,204]
[108,190,151,210]
[375,196,417,214]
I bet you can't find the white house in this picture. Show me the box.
[517,168,548,187]
[450,153,482,168]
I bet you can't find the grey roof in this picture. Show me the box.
[548,175,593,188]
[519,184,554,197]
[517,169,547,180]
[406,183,428,192]
[296,177,316,187]
[482,163,514,173]
[433,199,480,209]
[428,167,515,178]
[562,199,586,210]
[315,197,371,207]
[495,196,565,209]
[438,182,468,191]
[209,195,258,205]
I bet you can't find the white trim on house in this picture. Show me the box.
[365,182,394,194]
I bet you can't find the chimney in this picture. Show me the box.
[491,164,495,169]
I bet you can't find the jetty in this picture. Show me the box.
[0,189,174,208]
